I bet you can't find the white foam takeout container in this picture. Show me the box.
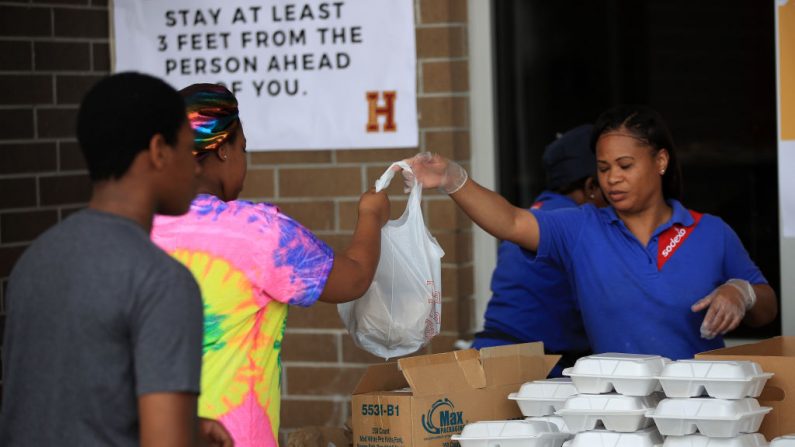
[562,427,664,447]
[555,392,662,433]
[562,353,670,396]
[659,360,773,399]
[771,435,795,446]
[647,397,772,438]
[509,378,579,417]
[450,420,571,447]
[526,416,572,434]
[662,433,769,447]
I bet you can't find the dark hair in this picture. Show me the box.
[554,176,590,195]
[591,105,683,201]
[76,72,186,181]
[179,83,240,159]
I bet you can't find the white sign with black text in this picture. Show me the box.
[112,0,417,151]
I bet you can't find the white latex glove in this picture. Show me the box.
[398,152,468,194]
[691,279,757,340]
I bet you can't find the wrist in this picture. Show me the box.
[725,279,756,310]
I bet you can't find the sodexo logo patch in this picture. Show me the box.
[421,398,465,435]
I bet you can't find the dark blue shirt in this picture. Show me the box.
[530,199,767,359]
[473,191,590,376]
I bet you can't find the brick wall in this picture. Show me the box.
[0,0,474,442]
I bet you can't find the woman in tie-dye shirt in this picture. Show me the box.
[151,84,390,447]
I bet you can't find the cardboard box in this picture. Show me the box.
[350,343,559,447]
[697,336,795,439]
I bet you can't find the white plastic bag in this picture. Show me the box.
[338,161,445,359]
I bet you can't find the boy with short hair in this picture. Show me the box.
[0,72,229,447]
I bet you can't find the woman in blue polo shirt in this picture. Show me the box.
[402,105,777,360]
[473,124,605,376]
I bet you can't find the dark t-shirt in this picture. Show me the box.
[0,209,203,446]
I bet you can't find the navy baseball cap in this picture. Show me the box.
[542,124,596,190]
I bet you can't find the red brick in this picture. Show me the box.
[287,303,344,329]
[0,178,37,209]
[428,334,459,353]
[340,334,383,364]
[273,201,334,231]
[0,6,51,37]
[0,75,53,105]
[54,7,109,38]
[250,151,331,165]
[441,266,459,298]
[338,198,407,231]
[423,60,469,93]
[0,245,27,277]
[0,142,57,175]
[37,108,78,139]
[1,210,58,243]
[440,298,459,333]
[427,198,467,230]
[281,332,338,362]
[33,0,88,4]
[416,26,467,58]
[280,167,362,198]
[424,130,470,159]
[419,0,467,23]
[280,400,339,429]
[239,168,275,199]
[285,366,366,395]
[59,142,87,171]
[56,75,104,105]
[92,43,110,71]
[418,96,469,128]
[0,41,32,70]
[0,109,34,140]
[34,42,91,71]
[39,174,91,206]
[335,148,418,163]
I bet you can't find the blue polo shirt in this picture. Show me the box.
[473,191,591,376]
[530,199,767,360]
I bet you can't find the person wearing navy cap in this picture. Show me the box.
[473,124,605,376]
[399,105,777,360]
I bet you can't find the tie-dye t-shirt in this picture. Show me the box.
[151,194,334,447]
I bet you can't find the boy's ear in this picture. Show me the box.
[148,133,170,170]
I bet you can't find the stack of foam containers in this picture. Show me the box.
[450,420,572,447]
[559,353,670,447]
[451,378,578,447]
[508,377,578,434]
[647,359,774,446]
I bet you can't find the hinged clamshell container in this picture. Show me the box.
[659,360,773,399]
[662,433,769,447]
[509,378,578,417]
[563,353,669,396]
[562,427,664,447]
[450,420,571,447]
[647,397,772,437]
[555,392,661,432]
[526,415,572,433]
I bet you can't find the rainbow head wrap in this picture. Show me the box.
[180,83,240,157]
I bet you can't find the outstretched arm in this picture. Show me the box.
[405,153,540,251]
[318,189,390,303]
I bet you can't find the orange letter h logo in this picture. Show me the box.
[366,91,397,132]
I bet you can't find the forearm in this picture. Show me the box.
[743,284,778,327]
[450,179,540,250]
[319,210,382,303]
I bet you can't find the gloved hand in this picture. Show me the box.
[691,279,757,340]
[398,152,468,194]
